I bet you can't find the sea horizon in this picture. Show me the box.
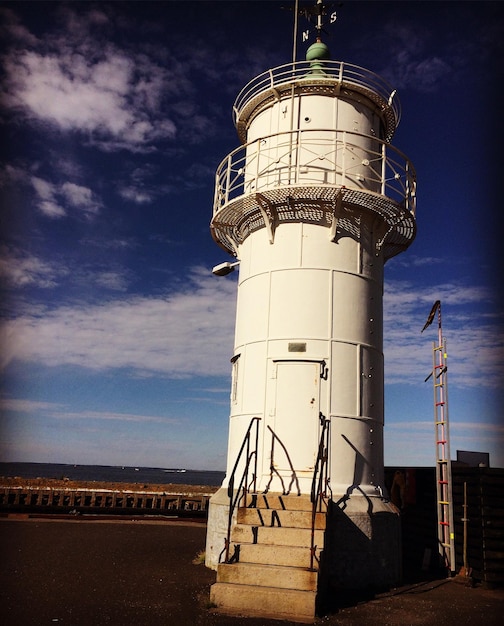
[0,461,226,487]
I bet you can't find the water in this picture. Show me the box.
[0,462,225,487]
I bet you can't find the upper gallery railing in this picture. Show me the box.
[233,60,401,133]
[213,129,416,217]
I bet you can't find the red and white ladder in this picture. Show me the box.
[422,301,455,573]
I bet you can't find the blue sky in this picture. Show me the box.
[0,1,503,470]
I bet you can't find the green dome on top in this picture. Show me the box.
[306,41,331,62]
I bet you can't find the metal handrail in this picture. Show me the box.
[213,128,416,217]
[263,425,301,496]
[221,416,261,563]
[232,59,401,129]
[310,415,331,570]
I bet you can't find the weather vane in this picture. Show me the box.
[298,0,338,42]
[286,0,340,64]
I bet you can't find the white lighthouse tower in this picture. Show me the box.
[206,3,416,620]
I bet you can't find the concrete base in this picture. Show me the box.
[318,494,402,609]
[205,487,231,571]
[207,488,401,620]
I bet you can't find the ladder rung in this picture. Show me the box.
[438,480,448,484]
[440,542,451,548]
[438,501,449,505]
[439,521,450,526]
[437,440,447,444]
[435,401,445,406]
[437,460,447,463]
[435,421,445,425]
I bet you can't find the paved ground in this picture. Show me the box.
[1,517,503,625]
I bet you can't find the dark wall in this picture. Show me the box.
[385,466,504,587]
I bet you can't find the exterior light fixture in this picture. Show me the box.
[212,261,240,276]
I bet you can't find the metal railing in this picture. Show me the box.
[263,425,301,496]
[220,415,330,571]
[213,129,416,217]
[233,59,401,130]
[310,414,331,570]
[221,416,261,563]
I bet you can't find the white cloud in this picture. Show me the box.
[60,182,101,215]
[2,24,177,152]
[1,167,102,220]
[119,185,153,204]
[93,271,130,291]
[368,19,455,93]
[384,418,504,467]
[399,56,451,92]
[0,7,38,46]
[0,247,66,288]
[0,398,64,413]
[52,409,177,424]
[0,398,178,429]
[0,5,247,154]
[81,237,137,251]
[30,175,66,218]
[0,246,136,296]
[387,419,503,436]
[388,255,445,269]
[30,176,55,201]
[0,268,237,377]
[383,281,503,389]
[28,173,100,218]
[1,268,501,394]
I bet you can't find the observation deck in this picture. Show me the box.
[211,60,416,261]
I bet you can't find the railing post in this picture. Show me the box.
[404,161,410,212]
[255,138,261,191]
[244,431,251,508]
[342,131,346,187]
[225,154,232,205]
[253,417,260,494]
[295,128,301,184]
[411,177,417,216]
[381,142,387,197]
[310,417,330,571]
[213,172,220,215]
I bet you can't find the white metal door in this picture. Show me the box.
[271,361,320,472]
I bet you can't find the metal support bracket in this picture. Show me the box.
[256,192,277,244]
[375,213,406,255]
[329,188,344,242]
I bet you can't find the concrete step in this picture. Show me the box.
[254,492,316,512]
[210,582,316,623]
[239,542,321,569]
[217,562,318,591]
[237,506,326,529]
[231,523,324,548]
